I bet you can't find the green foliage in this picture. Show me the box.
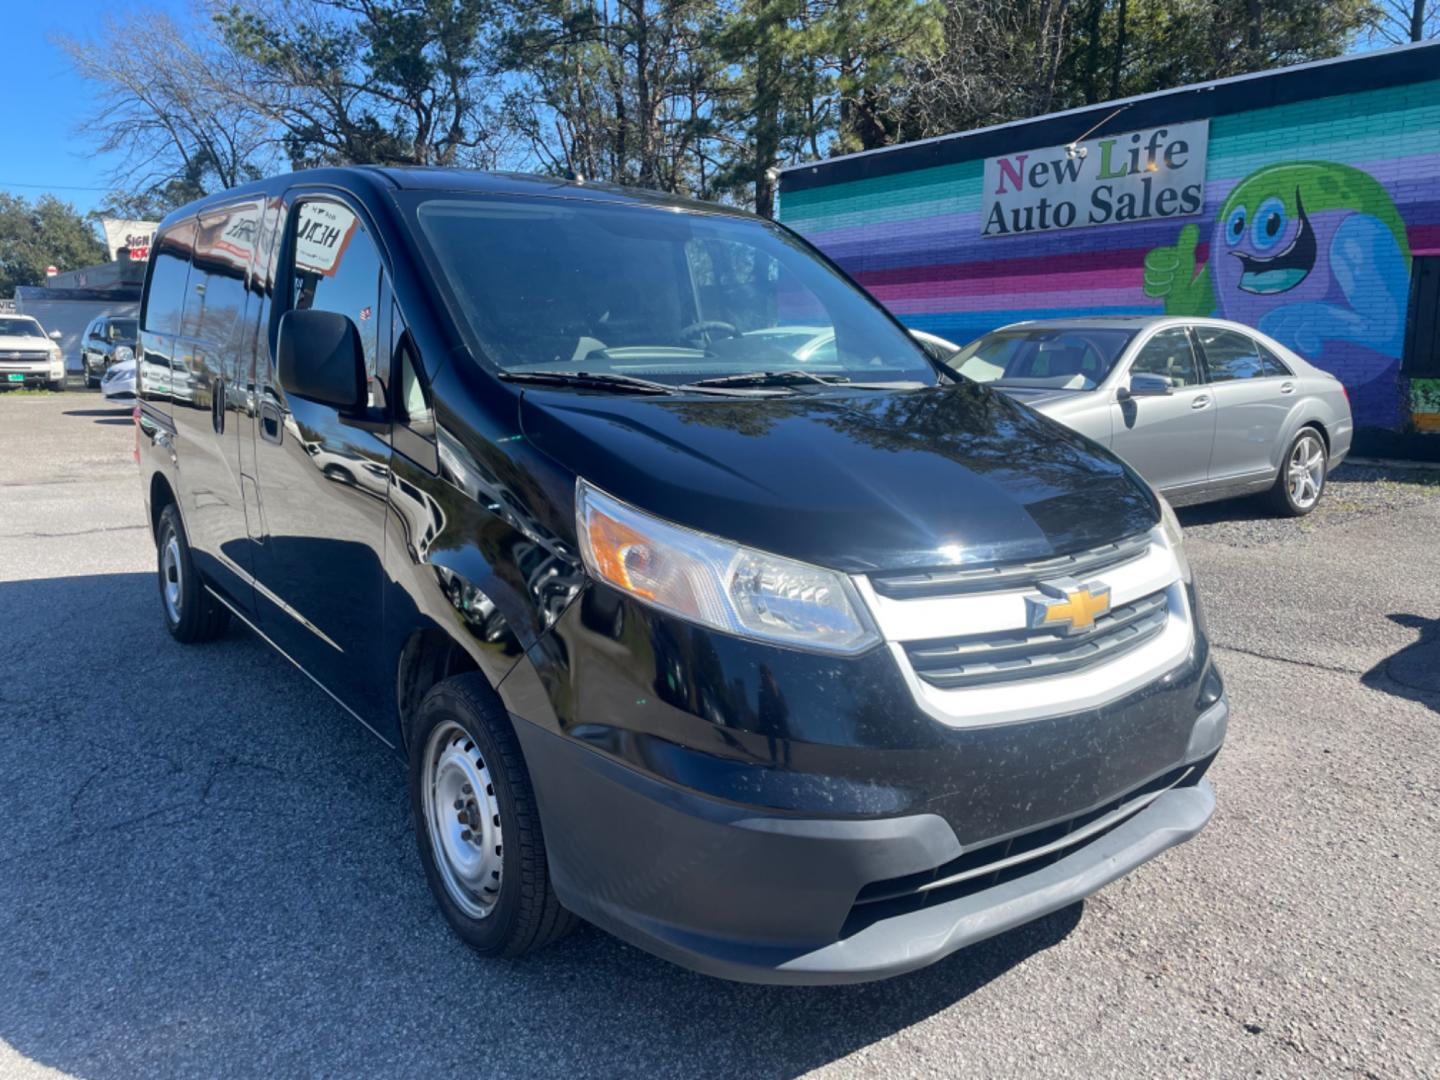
[0,195,107,297]
[61,0,1374,218]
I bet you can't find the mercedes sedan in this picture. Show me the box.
[946,316,1352,515]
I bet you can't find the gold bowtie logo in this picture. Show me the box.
[1027,579,1112,635]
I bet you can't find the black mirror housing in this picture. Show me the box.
[277,308,366,411]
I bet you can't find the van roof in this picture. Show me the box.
[161,166,756,228]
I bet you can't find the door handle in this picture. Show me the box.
[212,377,225,435]
[1280,382,1296,394]
[1191,395,1211,409]
[260,400,284,445]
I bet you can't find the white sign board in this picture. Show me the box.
[981,120,1208,237]
[294,202,359,277]
[101,218,159,261]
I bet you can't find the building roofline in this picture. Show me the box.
[779,40,1440,194]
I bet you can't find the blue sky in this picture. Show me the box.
[1,0,192,217]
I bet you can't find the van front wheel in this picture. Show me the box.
[409,674,576,957]
[155,504,229,642]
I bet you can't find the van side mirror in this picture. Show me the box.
[1126,373,1173,398]
[277,308,366,411]
[48,330,62,341]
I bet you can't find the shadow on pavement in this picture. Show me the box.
[1361,613,1440,714]
[0,572,1079,1079]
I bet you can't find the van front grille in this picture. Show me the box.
[902,588,1169,689]
[868,533,1151,600]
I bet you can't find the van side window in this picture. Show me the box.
[289,199,381,397]
[394,308,432,431]
[142,221,198,336]
[191,203,262,351]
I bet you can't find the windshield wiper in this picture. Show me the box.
[497,369,677,395]
[686,369,852,389]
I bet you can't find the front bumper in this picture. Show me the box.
[513,693,1225,985]
[1,366,61,387]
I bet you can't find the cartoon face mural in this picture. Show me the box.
[1145,162,1412,427]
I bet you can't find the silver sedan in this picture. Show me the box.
[945,316,1353,515]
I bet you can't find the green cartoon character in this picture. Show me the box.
[1144,162,1411,426]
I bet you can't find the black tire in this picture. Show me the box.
[84,364,99,389]
[155,503,230,642]
[408,674,576,957]
[1267,425,1328,517]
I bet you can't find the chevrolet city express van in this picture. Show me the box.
[135,168,1226,984]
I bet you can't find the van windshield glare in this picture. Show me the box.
[411,196,937,386]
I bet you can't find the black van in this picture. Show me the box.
[135,167,1225,984]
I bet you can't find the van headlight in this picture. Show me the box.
[1155,494,1191,582]
[577,480,879,654]
[113,345,134,364]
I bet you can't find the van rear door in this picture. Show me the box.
[168,200,266,612]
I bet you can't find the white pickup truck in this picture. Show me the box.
[0,315,66,390]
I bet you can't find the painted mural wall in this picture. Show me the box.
[780,79,1440,432]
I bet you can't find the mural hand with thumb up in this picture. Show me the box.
[1143,223,1214,316]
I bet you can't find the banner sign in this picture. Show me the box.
[294,201,359,277]
[101,218,159,261]
[981,120,1208,237]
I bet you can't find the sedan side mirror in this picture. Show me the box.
[277,308,366,411]
[1126,373,1173,398]
[48,330,62,341]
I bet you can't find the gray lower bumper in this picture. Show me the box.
[756,778,1214,984]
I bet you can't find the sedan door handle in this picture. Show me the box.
[1280,382,1296,394]
[1191,394,1211,409]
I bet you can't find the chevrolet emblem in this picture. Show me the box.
[1026,578,1111,635]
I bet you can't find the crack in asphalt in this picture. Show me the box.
[1211,641,1366,676]
[1,524,147,540]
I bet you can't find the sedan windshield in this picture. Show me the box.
[0,318,45,339]
[949,327,1138,391]
[409,195,936,387]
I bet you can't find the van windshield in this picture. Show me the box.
[410,195,936,386]
[109,319,138,341]
[949,327,1138,390]
[0,318,45,339]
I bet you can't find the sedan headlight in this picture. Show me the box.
[113,345,134,364]
[577,481,879,654]
[1155,493,1191,582]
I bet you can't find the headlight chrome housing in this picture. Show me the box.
[576,480,879,655]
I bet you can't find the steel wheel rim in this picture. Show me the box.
[161,535,183,623]
[422,721,504,919]
[1287,434,1325,509]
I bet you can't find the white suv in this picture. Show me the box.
[0,315,66,390]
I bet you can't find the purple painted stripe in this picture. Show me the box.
[884,285,1143,315]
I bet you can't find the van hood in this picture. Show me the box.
[518,384,1157,574]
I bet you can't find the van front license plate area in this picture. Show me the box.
[7,373,24,382]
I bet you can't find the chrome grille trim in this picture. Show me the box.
[854,528,1194,728]
[903,589,1169,689]
[868,532,1152,600]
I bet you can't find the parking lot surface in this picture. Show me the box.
[2,390,1438,1079]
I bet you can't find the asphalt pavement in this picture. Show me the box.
[2,389,1437,1079]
